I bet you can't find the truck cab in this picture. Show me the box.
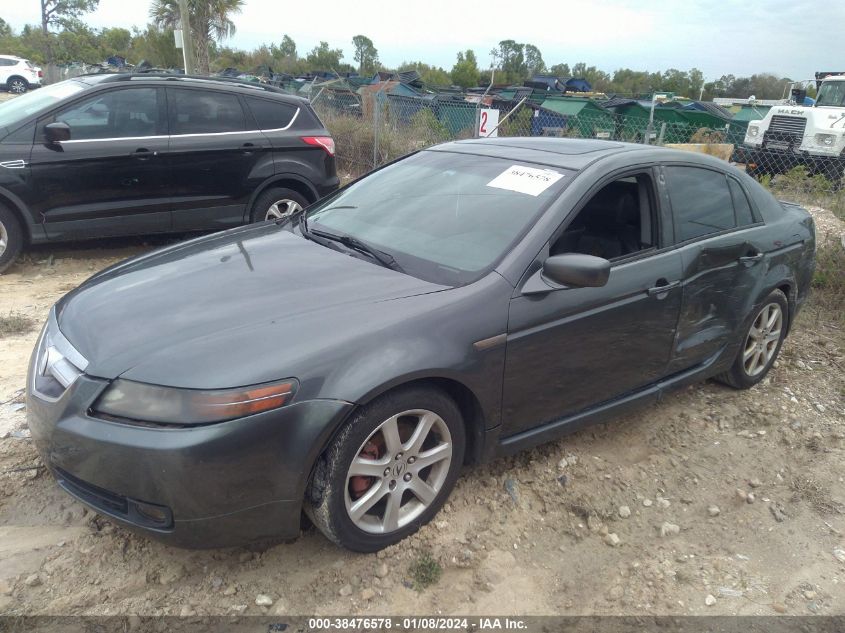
[742,72,845,183]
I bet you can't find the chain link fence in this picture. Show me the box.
[311,89,844,214]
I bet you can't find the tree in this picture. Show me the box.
[352,34,378,74]
[397,61,450,86]
[150,0,244,74]
[490,39,525,84]
[305,41,345,71]
[278,34,296,58]
[523,44,545,76]
[451,49,479,88]
[548,62,570,78]
[99,27,132,57]
[39,0,99,64]
[0,18,12,39]
[130,24,181,68]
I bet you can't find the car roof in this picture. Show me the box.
[429,137,734,172]
[76,73,308,104]
[0,55,24,61]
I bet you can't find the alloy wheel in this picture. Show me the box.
[0,221,7,257]
[742,302,783,377]
[9,80,26,94]
[344,409,452,534]
[264,199,302,221]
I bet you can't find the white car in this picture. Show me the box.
[0,55,42,94]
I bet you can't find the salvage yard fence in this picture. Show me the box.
[310,88,845,211]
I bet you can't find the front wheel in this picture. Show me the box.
[715,289,788,389]
[306,387,465,552]
[250,187,309,223]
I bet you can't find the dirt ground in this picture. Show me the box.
[0,209,843,619]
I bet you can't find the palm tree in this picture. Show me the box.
[150,0,244,74]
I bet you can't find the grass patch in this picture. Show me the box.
[408,551,441,591]
[811,240,845,318]
[791,477,844,515]
[0,312,36,338]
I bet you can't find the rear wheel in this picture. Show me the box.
[0,205,23,274]
[7,76,28,94]
[715,289,788,389]
[250,187,309,223]
[306,386,465,552]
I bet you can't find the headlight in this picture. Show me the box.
[747,126,759,138]
[93,378,298,425]
[815,133,836,147]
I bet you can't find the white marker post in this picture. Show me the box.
[478,108,500,137]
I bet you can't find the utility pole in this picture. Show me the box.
[177,0,195,75]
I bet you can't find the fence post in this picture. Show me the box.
[657,122,666,146]
[373,91,380,169]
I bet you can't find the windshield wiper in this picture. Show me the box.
[308,228,403,273]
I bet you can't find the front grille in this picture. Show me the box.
[768,115,807,140]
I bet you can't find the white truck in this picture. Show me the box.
[742,72,845,184]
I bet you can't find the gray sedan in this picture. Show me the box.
[27,138,815,552]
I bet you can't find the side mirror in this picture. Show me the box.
[543,253,610,288]
[44,121,71,143]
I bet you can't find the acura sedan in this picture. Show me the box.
[27,138,816,552]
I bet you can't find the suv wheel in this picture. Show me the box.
[715,289,788,389]
[251,187,309,223]
[0,205,24,274]
[7,77,28,94]
[306,386,465,552]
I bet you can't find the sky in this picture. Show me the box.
[4,0,842,81]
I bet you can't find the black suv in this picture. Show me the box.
[0,74,338,272]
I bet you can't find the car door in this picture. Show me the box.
[660,165,767,373]
[166,87,272,231]
[28,86,171,239]
[501,168,684,436]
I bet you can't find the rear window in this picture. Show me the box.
[169,88,245,135]
[245,97,297,130]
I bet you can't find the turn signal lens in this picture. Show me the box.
[93,379,298,425]
[302,136,336,156]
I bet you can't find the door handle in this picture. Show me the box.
[132,148,156,160]
[241,142,257,154]
[647,279,680,296]
[739,252,764,265]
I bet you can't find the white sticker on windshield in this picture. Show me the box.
[486,165,564,197]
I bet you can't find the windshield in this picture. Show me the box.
[0,80,86,129]
[815,81,845,107]
[305,150,573,286]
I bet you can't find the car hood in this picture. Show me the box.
[56,224,448,386]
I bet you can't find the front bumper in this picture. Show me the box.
[26,368,353,548]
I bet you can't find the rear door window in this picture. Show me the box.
[665,166,736,242]
[728,178,755,226]
[48,87,161,140]
[168,89,246,135]
[244,97,297,130]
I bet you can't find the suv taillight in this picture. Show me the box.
[301,136,335,156]
[38,70,43,78]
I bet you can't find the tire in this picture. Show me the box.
[0,205,24,274]
[250,187,309,223]
[715,289,788,389]
[6,76,28,95]
[306,386,466,552]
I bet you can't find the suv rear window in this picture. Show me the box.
[245,97,297,130]
[169,89,245,135]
